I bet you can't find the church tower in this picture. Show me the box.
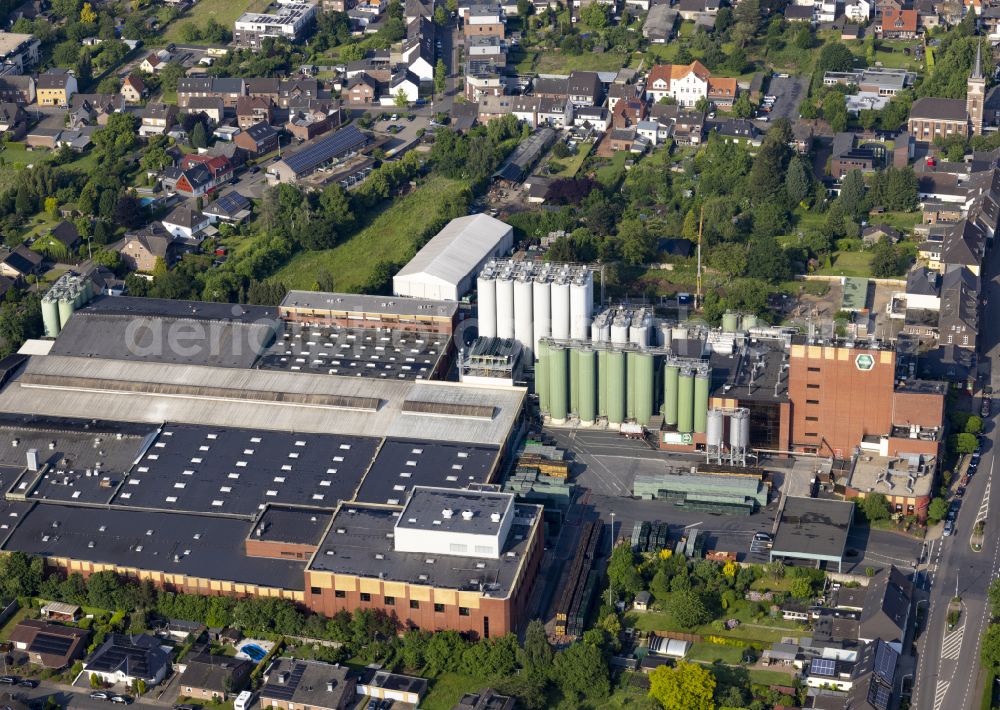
[968,40,986,136]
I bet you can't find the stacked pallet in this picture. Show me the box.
[555,521,603,637]
[630,520,670,553]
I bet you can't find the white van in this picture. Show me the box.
[234,691,255,710]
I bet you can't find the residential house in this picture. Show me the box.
[278,77,320,107]
[113,223,184,272]
[566,71,603,107]
[179,654,252,701]
[862,224,902,245]
[636,119,669,146]
[139,50,171,74]
[388,70,420,105]
[604,127,642,153]
[0,244,43,279]
[83,634,171,687]
[0,75,34,103]
[202,191,252,224]
[0,102,26,139]
[574,106,609,132]
[510,95,540,127]
[245,78,280,105]
[347,74,378,105]
[607,82,640,113]
[34,221,81,257]
[939,218,986,275]
[260,659,355,710]
[212,78,249,108]
[161,206,212,241]
[8,620,89,669]
[844,0,872,22]
[186,97,225,124]
[651,103,704,145]
[831,132,880,178]
[879,5,918,38]
[645,61,710,107]
[402,17,435,82]
[705,118,760,144]
[236,96,275,129]
[612,98,645,129]
[68,94,124,128]
[286,102,340,140]
[120,74,146,104]
[404,0,433,22]
[537,97,572,128]
[643,4,678,42]
[676,0,719,21]
[234,3,319,49]
[165,154,234,197]
[0,32,39,74]
[464,4,505,39]
[707,76,738,109]
[938,264,979,349]
[858,565,913,644]
[452,690,514,710]
[39,603,80,622]
[234,121,279,156]
[36,70,77,107]
[139,103,178,137]
[465,67,504,101]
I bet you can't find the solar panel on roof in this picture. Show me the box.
[868,681,892,710]
[282,125,367,175]
[872,641,898,683]
[213,192,250,214]
[29,633,74,656]
[810,658,836,677]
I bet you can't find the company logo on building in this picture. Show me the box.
[855,354,875,371]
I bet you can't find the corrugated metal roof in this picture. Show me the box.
[0,355,524,446]
[393,214,513,289]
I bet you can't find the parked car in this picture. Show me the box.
[90,692,110,700]
[18,680,37,688]
[0,677,18,685]
[957,486,966,498]
[943,520,954,537]
[111,696,132,705]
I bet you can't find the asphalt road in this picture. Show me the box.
[912,238,1000,710]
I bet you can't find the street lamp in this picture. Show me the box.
[608,512,616,607]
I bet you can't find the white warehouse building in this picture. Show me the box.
[393,214,514,301]
[477,260,593,360]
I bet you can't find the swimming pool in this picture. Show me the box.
[240,643,267,662]
[139,197,156,207]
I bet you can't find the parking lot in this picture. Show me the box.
[371,113,429,155]
[757,75,810,125]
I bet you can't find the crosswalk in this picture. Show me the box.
[933,680,951,710]
[977,478,992,523]
[942,624,965,660]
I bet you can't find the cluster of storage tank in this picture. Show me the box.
[41,271,95,338]
[705,408,751,454]
[721,311,759,333]
[477,260,593,359]
[536,338,710,432]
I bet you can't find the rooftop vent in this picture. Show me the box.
[490,512,501,523]
[461,510,474,521]
[442,508,453,519]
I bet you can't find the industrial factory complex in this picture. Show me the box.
[0,212,956,643]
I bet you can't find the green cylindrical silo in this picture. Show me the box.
[742,313,758,331]
[569,348,580,417]
[42,298,60,338]
[626,351,637,420]
[598,350,609,418]
[635,353,654,426]
[694,372,710,433]
[579,348,597,424]
[677,370,694,433]
[608,351,626,424]
[535,341,550,414]
[722,311,739,333]
[664,365,679,426]
[549,346,568,422]
[57,298,74,329]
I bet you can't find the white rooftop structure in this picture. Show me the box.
[394,486,516,559]
[0,354,526,447]
[393,214,514,301]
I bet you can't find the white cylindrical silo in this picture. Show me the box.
[477,274,497,338]
[532,278,551,353]
[514,277,534,355]
[570,279,590,340]
[740,410,751,448]
[629,310,651,347]
[730,409,750,449]
[552,281,571,340]
[611,311,629,344]
[661,324,673,350]
[672,326,689,341]
[496,276,515,339]
[706,410,724,449]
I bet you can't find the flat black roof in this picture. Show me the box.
[396,487,513,536]
[77,295,277,322]
[772,496,854,560]
[308,503,540,596]
[353,438,499,505]
[255,323,448,380]
[3,502,307,590]
[112,423,379,516]
[251,506,333,546]
[709,338,789,403]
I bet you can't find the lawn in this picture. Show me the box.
[420,673,482,710]
[163,0,268,43]
[535,50,629,75]
[510,48,538,74]
[595,151,628,187]
[748,668,797,686]
[627,603,802,644]
[874,210,922,234]
[687,642,744,664]
[552,141,593,178]
[814,250,873,278]
[273,175,465,292]
[0,605,31,641]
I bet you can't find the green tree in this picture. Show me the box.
[709,243,747,278]
[648,661,716,710]
[790,577,814,600]
[838,169,867,220]
[434,5,448,24]
[553,642,610,700]
[965,415,984,434]
[190,121,208,149]
[817,41,855,73]
[517,0,532,17]
[860,492,891,521]
[745,238,791,283]
[928,497,948,524]
[434,58,447,96]
[607,543,643,600]
[732,92,755,119]
[982,624,1000,670]
[521,619,553,679]
[823,91,848,132]
[794,24,814,49]
[668,590,711,629]
[580,2,608,28]
[953,432,979,454]
[870,236,901,278]
[988,578,1000,617]
[394,89,409,107]
[786,155,812,205]
[618,218,656,265]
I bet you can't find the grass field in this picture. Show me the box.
[553,141,593,178]
[627,604,802,644]
[687,642,744,664]
[814,250,873,278]
[163,0,268,43]
[0,606,31,641]
[595,151,628,187]
[748,668,797,686]
[420,673,482,710]
[273,175,464,291]
[534,50,629,75]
